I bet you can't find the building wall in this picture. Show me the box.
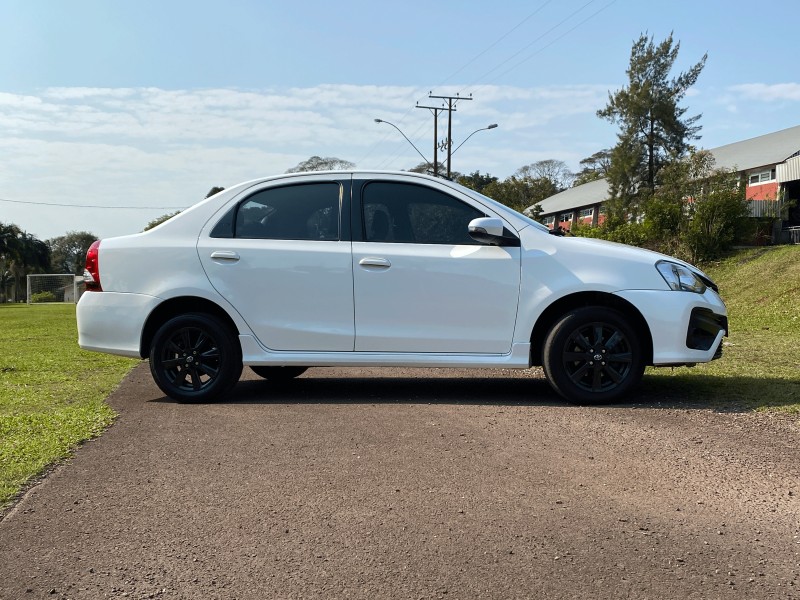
[746,181,778,201]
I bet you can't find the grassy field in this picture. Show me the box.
[642,245,800,412]
[0,246,798,509]
[0,304,137,509]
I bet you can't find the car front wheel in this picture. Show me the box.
[149,313,242,403]
[542,307,645,404]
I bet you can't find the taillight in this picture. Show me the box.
[83,240,102,291]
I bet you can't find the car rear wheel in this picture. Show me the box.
[250,366,308,381]
[542,307,645,404]
[149,313,242,403]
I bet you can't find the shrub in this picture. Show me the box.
[30,291,57,303]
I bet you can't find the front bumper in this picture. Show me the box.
[686,308,727,358]
[614,288,727,366]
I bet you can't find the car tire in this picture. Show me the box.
[250,366,309,381]
[542,307,645,404]
[149,313,242,403]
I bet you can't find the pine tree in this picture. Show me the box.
[599,33,706,223]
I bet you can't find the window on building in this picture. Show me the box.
[543,216,555,226]
[579,208,594,219]
[559,213,573,223]
[748,169,776,185]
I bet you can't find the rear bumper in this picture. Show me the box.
[77,291,161,358]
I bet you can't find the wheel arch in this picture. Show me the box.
[528,291,653,366]
[139,296,240,359]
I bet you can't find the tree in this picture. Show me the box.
[407,161,460,179]
[515,160,574,191]
[0,222,21,264]
[143,186,223,232]
[143,212,181,232]
[286,156,355,173]
[646,150,749,262]
[483,175,558,215]
[573,150,612,186]
[47,231,98,275]
[456,171,498,194]
[0,222,21,302]
[599,33,707,221]
[12,232,50,297]
[0,224,50,301]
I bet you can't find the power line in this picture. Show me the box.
[474,0,618,90]
[365,0,618,168]
[0,197,188,210]
[463,0,601,93]
[438,0,555,88]
[358,1,560,167]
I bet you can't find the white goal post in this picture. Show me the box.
[26,274,85,304]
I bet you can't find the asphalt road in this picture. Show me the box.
[1,363,799,599]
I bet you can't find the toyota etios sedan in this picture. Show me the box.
[77,171,727,404]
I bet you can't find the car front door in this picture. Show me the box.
[351,178,521,354]
[198,177,355,352]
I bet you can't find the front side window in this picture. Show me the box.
[233,183,340,240]
[362,182,485,245]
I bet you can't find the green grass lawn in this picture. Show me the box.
[1,246,798,509]
[642,245,800,412]
[0,304,137,509]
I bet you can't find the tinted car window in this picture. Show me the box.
[363,182,485,245]
[230,183,341,240]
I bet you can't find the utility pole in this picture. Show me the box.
[415,101,446,176]
[417,93,472,178]
[417,92,472,179]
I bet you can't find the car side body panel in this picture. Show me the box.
[77,170,728,390]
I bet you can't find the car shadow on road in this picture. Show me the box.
[206,375,567,407]
[147,369,798,413]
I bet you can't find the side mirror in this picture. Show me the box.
[468,217,519,246]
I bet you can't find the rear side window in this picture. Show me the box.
[212,182,341,240]
[362,182,484,245]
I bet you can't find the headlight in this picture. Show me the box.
[656,261,707,294]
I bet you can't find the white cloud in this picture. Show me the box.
[0,83,618,239]
[727,83,800,102]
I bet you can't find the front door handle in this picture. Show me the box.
[210,250,240,262]
[359,257,391,269]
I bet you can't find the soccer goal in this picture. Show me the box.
[27,274,85,304]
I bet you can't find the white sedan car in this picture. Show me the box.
[77,171,727,404]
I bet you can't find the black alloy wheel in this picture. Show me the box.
[250,366,309,381]
[149,313,242,402]
[543,307,645,404]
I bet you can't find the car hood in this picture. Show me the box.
[556,235,711,279]
[519,228,712,293]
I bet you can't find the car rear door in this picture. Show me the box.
[198,176,355,352]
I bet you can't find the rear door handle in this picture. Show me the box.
[210,250,240,262]
[359,257,391,269]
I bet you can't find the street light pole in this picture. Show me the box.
[374,119,432,172]
[451,124,498,157]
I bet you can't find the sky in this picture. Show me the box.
[1,0,799,241]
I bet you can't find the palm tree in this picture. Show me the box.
[0,223,22,302]
[12,233,51,301]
